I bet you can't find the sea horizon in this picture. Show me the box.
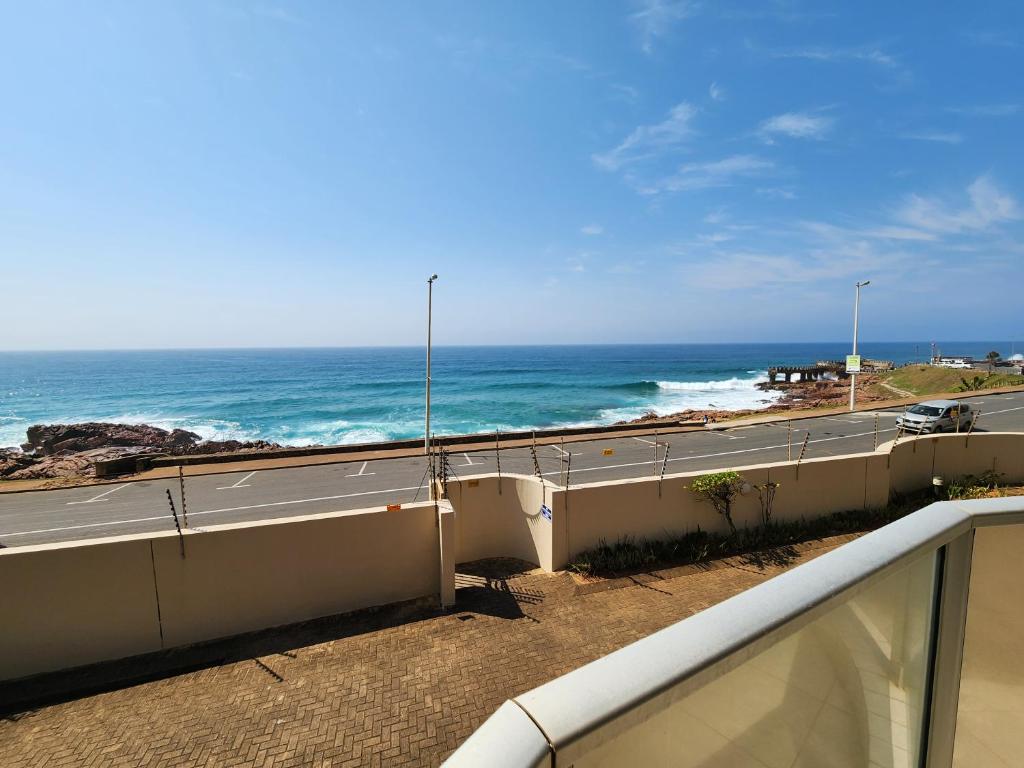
[1,341,1017,449]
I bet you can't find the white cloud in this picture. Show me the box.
[896,175,1021,234]
[581,224,604,236]
[698,232,734,243]
[756,187,797,200]
[758,111,834,141]
[640,154,772,194]
[900,131,963,144]
[770,43,912,87]
[630,0,698,54]
[772,44,898,68]
[593,101,697,171]
[946,103,1020,117]
[609,84,641,104]
[801,220,938,243]
[962,29,1019,48]
[566,255,587,273]
[709,81,725,101]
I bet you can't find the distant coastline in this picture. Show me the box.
[0,343,1012,452]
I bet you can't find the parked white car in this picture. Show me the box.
[896,400,976,434]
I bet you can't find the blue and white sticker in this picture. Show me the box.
[540,504,552,521]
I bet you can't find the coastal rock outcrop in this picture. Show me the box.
[180,439,283,455]
[2,423,285,482]
[23,423,201,456]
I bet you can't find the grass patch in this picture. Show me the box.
[567,496,928,578]
[879,365,1024,397]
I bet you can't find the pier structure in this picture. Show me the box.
[766,361,845,384]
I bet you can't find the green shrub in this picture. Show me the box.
[690,471,745,534]
[946,470,1003,500]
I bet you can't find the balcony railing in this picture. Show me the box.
[444,497,1024,767]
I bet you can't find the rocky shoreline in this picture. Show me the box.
[1,376,887,483]
[615,374,886,426]
[1,423,286,481]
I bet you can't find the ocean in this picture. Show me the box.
[0,343,1011,449]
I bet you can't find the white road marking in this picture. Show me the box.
[543,427,901,478]
[217,471,258,490]
[345,461,376,477]
[826,418,864,424]
[0,484,426,538]
[632,437,658,446]
[0,514,171,538]
[705,430,745,440]
[462,453,483,466]
[66,484,130,505]
[550,444,570,456]
[979,405,1024,417]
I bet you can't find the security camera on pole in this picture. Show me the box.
[848,280,870,412]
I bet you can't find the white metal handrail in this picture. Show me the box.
[445,497,1024,767]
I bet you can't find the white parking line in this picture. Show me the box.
[66,484,130,505]
[463,453,483,466]
[980,405,1024,417]
[0,484,426,538]
[825,418,864,424]
[632,437,658,446]
[705,430,745,440]
[0,514,170,538]
[550,444,570,457]
[217,471,258,490]
[544,427,900,478]
[345,461,376,477]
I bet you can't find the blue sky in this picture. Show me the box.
[1,1,1022,349]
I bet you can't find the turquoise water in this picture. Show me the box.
[0,343,1011,448]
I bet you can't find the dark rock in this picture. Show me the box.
[183,439,284,455]
[0,449,38,478]
[22,423,202,457]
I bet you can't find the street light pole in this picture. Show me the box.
[425,274,438,455]
[849,280,870,412]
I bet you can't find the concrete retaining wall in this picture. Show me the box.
[7,433,1023,683]
[0,501,451,682]
[446,475,555,570]
[548,452,891,569]
[448,433,1024,570]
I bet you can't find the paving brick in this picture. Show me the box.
[1,537,854,767]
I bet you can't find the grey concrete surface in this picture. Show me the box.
[3,393,1023,548]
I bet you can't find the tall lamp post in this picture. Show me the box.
[425,274,439,455]
[849,280,871,412]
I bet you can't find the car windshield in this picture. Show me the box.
[908,405,943,417]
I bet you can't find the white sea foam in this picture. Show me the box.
[104,414,262,443]
[604,373,780,422]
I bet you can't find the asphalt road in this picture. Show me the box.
[3,392,1024,548]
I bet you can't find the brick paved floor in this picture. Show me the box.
[2,535,858,768]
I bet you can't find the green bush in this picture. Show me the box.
[946,470,1003,500]
[690,471,745,534]
[567,499,923,578]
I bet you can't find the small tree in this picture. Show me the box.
[691,471,744,535]
[986,350,1001,363]
[755,481,780,527]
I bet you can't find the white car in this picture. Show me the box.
[896,400,975,434]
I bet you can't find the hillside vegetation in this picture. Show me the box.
[879,365,1024,396]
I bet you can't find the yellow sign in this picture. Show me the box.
[602,448,615,457]
[846,354,862,373]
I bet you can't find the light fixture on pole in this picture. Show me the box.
[425,274,439,455]
[849,280,870,412]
